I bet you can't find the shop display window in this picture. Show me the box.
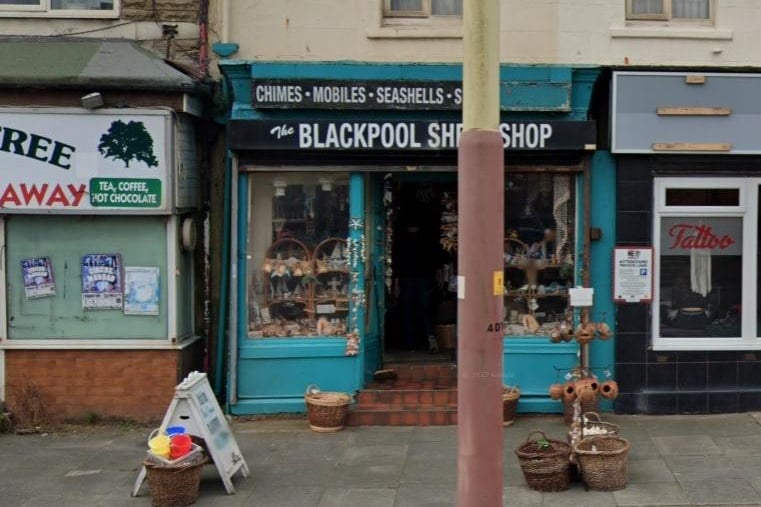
[502,173,576,337]
[653,178,760,349]
[247,173,350,338]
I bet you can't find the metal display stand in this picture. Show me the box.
[132,372,249,496]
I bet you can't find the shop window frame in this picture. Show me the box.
[383,0,462,19]
[653,177,760,350]
[0,0,119,18]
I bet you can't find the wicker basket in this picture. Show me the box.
[305,391,352,433]
[143,455,206,507]
[574,436,630,491]
[502,388,520,427]
[435,324,457,349]
[515,430,572,492]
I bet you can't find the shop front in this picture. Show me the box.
[0,108,202,422]
[612,71,761,414]
[221,62,616,416]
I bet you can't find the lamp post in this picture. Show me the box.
[457,0,504,505]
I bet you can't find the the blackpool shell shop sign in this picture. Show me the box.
[229,119,596,152]
[0,110,169,213]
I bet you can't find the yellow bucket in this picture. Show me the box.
[148,431,170,459]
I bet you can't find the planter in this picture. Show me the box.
[304,392,352,432]
[515,431,572,492]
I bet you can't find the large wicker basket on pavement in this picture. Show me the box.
[573,436,630,491]
[143,454,206,507]
[515,431,572,492]
[305,391,352,432]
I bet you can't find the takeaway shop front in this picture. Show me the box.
[221,61,616,415]
[0,108,201,422]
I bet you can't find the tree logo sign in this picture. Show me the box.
[97,120,159,168]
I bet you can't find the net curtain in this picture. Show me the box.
[631,0,709,18]
[390,0,462,15]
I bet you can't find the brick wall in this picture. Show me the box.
[122,0,200,22]
[4,347,202,424]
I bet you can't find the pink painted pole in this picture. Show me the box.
[457,0,504,506]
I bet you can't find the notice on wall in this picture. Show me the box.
[613,247,654,303]
[124,266,160,316]
[81,253,123,310]
[21,256,56,299]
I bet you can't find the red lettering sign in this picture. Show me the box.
[668,223,736,250]
[0,183,86,208]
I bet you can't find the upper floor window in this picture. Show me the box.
[0,0,118,17]
[384,0,462,18]
[626,0,710,21]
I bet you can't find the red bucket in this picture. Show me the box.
[170,434,192,459]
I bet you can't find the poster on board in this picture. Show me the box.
[21,256,56,299]
[81,253,123,310]
[124,266,160,316]
[613,247,654,303]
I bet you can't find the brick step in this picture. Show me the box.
[346,406,457,426]
[380,363,457,382]
[355,388,457,408]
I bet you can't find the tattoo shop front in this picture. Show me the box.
[220,61,616,415]
[612,71,761,414]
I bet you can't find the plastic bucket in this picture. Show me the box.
[166,426,186,437]
[148,434,171,459]
[170,434,193,459]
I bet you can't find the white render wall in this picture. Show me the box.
[209,0,761,76]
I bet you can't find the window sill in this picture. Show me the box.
[0,11,120,19]
[652,341,761,351]
[0,336,201,350]
[610,26,733,40]
[366,26,463,39]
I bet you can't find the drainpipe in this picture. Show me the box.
[198,0,209,77]
[227,152,240,406]
[214,151,232,398]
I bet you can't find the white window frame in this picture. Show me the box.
[383,0,461,19]
[0,0,119,18]
[653,177,759,350]
[626,0,713,23]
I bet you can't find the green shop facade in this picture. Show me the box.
[219,61,616,415]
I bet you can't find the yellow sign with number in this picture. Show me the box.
[493,271,504,296]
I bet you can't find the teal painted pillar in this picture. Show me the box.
[589,151,617,409]
[349,172,366,386]
[237,172,250,344]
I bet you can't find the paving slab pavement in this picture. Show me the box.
[3,413,761,506]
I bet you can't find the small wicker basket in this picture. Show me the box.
[515,430,572,492]
[574,436,630,491]
[435,324,457,349]
[143,454,206,507]
[305,391,352,433]
[582,412,619,439]
[502,387,520,427]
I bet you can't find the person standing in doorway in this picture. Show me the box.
[394,215,439,353]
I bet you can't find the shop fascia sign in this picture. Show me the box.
[253,78,464,110]
[230,119,596,151]
[0,109,170,214]
[660,217,741,256]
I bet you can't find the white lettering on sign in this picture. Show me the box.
[255,85,302,103]
[668,223,736,250]
[292,122,556,150]
[270,124,295,140]
[312,86,366,104]
[0,183,86,208]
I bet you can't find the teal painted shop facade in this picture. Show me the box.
[219,61,616,415]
